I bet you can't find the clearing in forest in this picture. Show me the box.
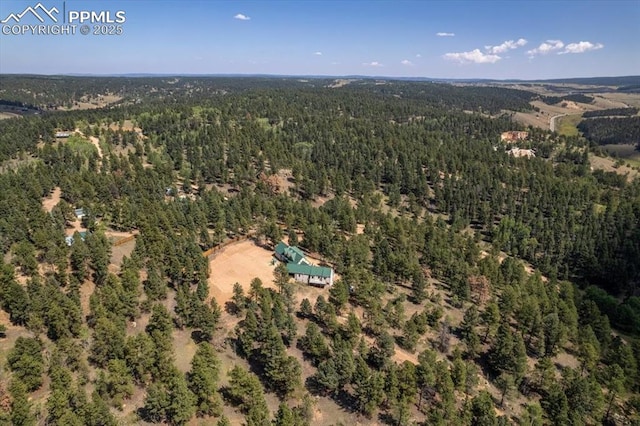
[207,240,277,305]
[42,187,62,213]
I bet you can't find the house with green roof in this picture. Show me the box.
[274,241,334,287]
[274,241,310,266]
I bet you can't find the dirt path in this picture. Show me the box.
[74,128,104,165]
[549,114,566,132]
[42,187,62,213]
[88,135,103,160]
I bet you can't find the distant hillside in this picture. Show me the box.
[533,76,640,86]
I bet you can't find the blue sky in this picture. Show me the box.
[0,0,638,79]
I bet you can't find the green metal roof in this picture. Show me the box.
[286,263,333,278]
[275,242,288,256]
[286,246,307,264]
[275,241,308,265]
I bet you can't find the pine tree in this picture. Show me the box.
[9,379,35,426]
[273,402,295,426]
[187,342,222,417]
[6,337,44,392]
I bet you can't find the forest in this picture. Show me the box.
[577,116,640,145]
[0,76,639,426]
[582,108,639,118]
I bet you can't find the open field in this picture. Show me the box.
[511,100,593,131]
[590,154,639,181]
[601,144,640,165]
[207,240,278,305]
[60,94,123,111]
[510,92,640,131]
[555,113,583,136]
[596,92,640,109]
[0,112,21,120]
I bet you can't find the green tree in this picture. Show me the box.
[604,364,624,423]
[273,402,295,426]
[481,301,500,343]
[166,369,196,425]
[231,282,246,315]
[469,391,498,426]
[299,298,313,319]
[90,316,126,367]
[299,322,330,365]
[328,280,349,314]
[541,383,569,425]
[96,359,134,408]
[6,337,44,392]
[520,403,544,426]
[143,382,169,423]
[9,379,35,426]
[495,373,515,407]
[542,312,564,357]
[188,342,223,417]
[226,365,269,420]
[313,359,340,395]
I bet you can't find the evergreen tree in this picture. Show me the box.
[187,342,223,417]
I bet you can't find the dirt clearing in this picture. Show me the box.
[207,240,277,305]
[42,187,62,213]
[590,154,639,181]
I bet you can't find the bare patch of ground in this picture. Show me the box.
[590,154,639,182]
[173,328,198,374]
[89,135,103,161]
[66,217,86,235]
[61,94,122,111]
[595,92,640,109]
[207,240,277,306]
[80,280,96,319]
[275,169,295,195]
[553,351,580,370]
[0,112,21,120]
[42,186,62,213]
[328,79,355,88]
[108,236,136,274]
[311,194,335,208]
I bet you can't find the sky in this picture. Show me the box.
[0,0,638,79]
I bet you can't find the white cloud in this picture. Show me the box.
[444,49,501,64]
[363,61,383,67]
[485,38,527,54]
[416,53,422,58]
[234,13,250,20]
[401,59,413,66]
[436,32,455,37]
[560,41,604,54]
[314,51,322,56]
[526,40,565,57]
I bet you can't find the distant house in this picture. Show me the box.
[507,147,536,158]
[65,231,87,246]
[55,131,71,138]
[74,208,86,219]
[274,241,334,287]
[500,131,528,143]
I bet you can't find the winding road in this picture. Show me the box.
[549,113,566,132]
